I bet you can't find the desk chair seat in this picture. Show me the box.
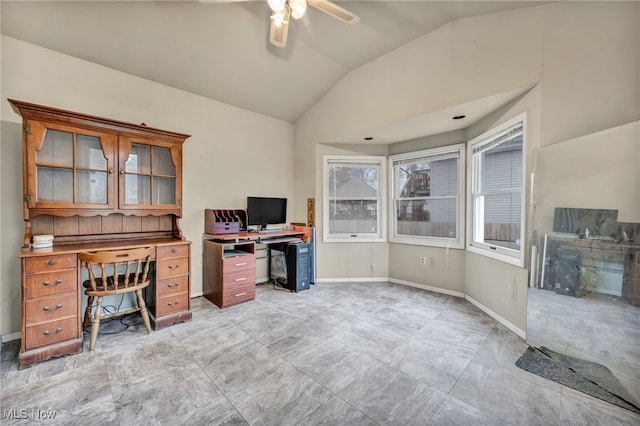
[79,247,153,350]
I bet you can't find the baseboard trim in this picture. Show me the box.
[2,331,21,343]
[316,277,390,283]
[389,278,466,299]
[464,294,526,339]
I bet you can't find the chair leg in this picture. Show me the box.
[89,296,103,351]
[136,289,152,333]
[83,296,94,332]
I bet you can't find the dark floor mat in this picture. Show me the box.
[516,346,640,414]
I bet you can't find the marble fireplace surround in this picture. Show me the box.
[541,208,640,301]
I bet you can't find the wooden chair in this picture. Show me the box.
[79,247,153,350]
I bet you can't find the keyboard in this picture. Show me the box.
[258,229,282,234]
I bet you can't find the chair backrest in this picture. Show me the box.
[79,247,153,292]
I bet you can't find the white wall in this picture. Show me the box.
[534,121,640,232]
[463,87,541,332]
[0,36,294,337]
[314,142,389,281]
[294,2,640,331]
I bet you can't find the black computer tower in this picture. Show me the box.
[277,242,310,292]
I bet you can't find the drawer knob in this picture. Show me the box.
[234,292,247,297]
[234,277,247,282]
[167,282,180,288]
[43,327,63,336]
[168,264,180,269]
[42,304,63,311]
[167,300,180,306]
[171,248,177,253]
[48,259,57,266]
[235,262,247,267]
[56,279,62,285]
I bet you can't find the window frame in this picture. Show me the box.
[466,112,527,267]
[323,155,386,243]
[388,144,465,248]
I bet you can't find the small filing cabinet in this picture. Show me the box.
[203,240,256,308]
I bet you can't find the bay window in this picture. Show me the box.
[468,113,526,266]
[389,144,465,248]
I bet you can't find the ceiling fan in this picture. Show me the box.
[267,0,360,48]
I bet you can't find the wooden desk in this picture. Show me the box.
[202,229,305,243]
[19,237,192,369]
[202,230,305,308]
[10,99,193,369]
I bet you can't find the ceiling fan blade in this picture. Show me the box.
[269,8,290,48]
[308,0,360,24]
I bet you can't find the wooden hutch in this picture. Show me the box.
[9,99,192,368]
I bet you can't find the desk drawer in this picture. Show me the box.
[25,293,77,326]
[157,257,189,279]
[24,270,77,299]
[157,244,189,259]
[221,282,255,306]
[24,254,77,274]
[155,292,189,316]
[25,317,78,350]
[222,255,255,271]
[222,265,256,287]
[156,275,189,297]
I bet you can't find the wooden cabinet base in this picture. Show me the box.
[19,338,83,369]
[150,311,192,330]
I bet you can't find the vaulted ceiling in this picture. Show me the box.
[2,1,544,127]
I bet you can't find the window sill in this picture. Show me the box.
[390,236,464,249]
[323,236,386,243]
[466,244,525,268]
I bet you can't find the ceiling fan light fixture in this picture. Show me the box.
[267,0,287,13]
[271,10,288,28]
[268,0,359,48]
[289,0,307,19]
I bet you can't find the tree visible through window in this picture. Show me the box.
[323,156,385,242]
[390,144,465,248]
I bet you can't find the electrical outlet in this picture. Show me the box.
[419,256,427,265]
[429,257,435,267]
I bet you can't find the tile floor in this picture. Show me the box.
[527,287,640,406]
[2,281,639,425]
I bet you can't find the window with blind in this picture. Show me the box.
[389,144,465,248]
[468,113,526,266]
[323,156,386,242]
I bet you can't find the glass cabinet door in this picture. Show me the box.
[120,138,180,210]
[28,122,117,209]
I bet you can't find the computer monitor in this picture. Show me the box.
[247,196,287,229]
